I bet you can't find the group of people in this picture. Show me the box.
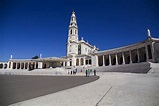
[85,69,96,77]
[68,67,97,76]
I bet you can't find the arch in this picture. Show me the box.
[21,63,24,69]
[0,63,3,69]
[86,60,88,65]
[17,63,20,69]
[13,63,16,69]
[89,59,91,65]
[70,61,72,66]
[3,64,7,69]
[25,63,28,69]
[70,29,72,34]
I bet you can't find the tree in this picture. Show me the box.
[32,55,39,59]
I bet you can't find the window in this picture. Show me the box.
[70,29,72,34]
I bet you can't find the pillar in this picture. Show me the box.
[145,44,149,61]
[103,55,105,66]
[122,52,125,64]
[109,54,112,66]
[115,53,118,65]
[95,55,98,67]
[34,62,36,69]
[79,58,81,66]
[83,57,86,66]
[15,62,18,69]
[10,61,13,69]
[137,48,140,62]
[129,50,132,64]
[63,62,65,67]
[151,42,155,62]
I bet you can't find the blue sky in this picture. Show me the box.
[1,0,159,61]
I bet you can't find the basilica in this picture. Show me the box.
[0,11,159,70]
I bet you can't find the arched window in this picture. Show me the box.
[70,29,72,34]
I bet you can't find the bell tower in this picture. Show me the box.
[67,10,79,56]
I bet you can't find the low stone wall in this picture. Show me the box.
[94,62,151,73]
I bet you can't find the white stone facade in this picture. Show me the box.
[63,11,159,68]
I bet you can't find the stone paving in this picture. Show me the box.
[10,69,159,106]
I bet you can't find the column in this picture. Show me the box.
[95,55,98,67]
[115,53,118,65]
[28,62,29,69]
[151,42,155,62]
[137,48,140,62]
[129,50,132,64]
[122,52,125,64]
[10,61,13,69]
[63,62,65,66]
[79,58,81,66]
[145,44,149,61]
[24,63,26,69]
[103,55,105,66]
[19,63,21,69]
[83,57,86,66]
[34,62,36,69]
[109,54,112,66]
[16,63,18,69]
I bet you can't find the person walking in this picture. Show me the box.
[88,69,90,77]
[94,69,96,76]
[85,69,87,77]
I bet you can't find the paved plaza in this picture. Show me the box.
[10,68,159,106]
[0,75,99,106]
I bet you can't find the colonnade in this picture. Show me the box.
[63,57,92,67]
[97,44,153,66]
[10,62,38,69]
[0,63,8,69]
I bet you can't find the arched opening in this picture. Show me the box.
[86,60,88,65]
[70,29,72,34]
[4,64,7,69]
[13,63,16,69]
[17,63,20,69]
[25,63,28,69]
[0,63,3,69]
[21,63,24,69]
[70,59,72,66]
[89,59,91,65]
